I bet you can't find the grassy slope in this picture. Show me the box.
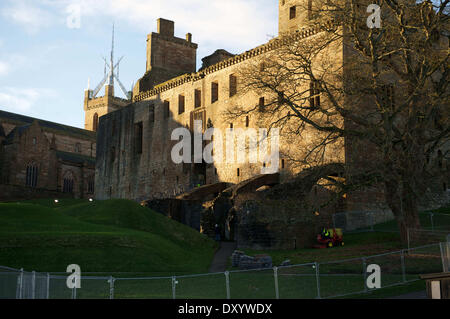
[0,199,217,275]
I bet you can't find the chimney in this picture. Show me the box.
[157,18,174,37]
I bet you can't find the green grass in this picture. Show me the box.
[343,280,426,299]
[241,232,405,267]
[1,200,445,299]
[0,199,217,275]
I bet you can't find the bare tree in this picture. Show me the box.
[226,0,449,241]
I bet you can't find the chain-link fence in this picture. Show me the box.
[1,242,449,299]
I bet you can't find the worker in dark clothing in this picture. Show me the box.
[321,227,330,239]
[214,224,221,242]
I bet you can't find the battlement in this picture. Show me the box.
[134,20,337,102]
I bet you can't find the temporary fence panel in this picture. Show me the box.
[175,273,228,299]
[404,244,443,282]
[0,267,20,299]
[317,258,365,298]
[113,277,173,299]
[364,252,404,289]
[277,263,318,299]
[228,268,276,299]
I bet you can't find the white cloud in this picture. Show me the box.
[69,0,277,54]
[0,62,9,76]
[1,0,55,34]
[0,87,56,112]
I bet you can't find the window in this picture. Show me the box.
[75,143,81,153]
[149,109,155,123]
[110,147,116,163]
[164,100,170,118]
[246,116,250,128]
[230,123,234,130]
[195,89,202,108]
[290,6,296,19]
[237,168,240,177]
[259,97,265,108]
[178,95,185,114]
[63,171,74,193]
[229,74,237,97]
[134,122,143,154]
[26,163,38,188]
[87,177,95,194]
[211,82,219,103]
[308,0,312,20]
[32,137,37,145]
[93,113,99,132]
[438,150,443,169]
[112,119,117,136]
[381,85,395,108]
[281,159,285,169]
[278,91,284,106]
[310,81,320,108]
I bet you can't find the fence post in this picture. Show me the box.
[370,212,374,232]
[17,268,24,299]
[407,228,410,251]
[273,267,279,300]
[225,271,231,299]
[109,276,115,299]
[362,258,367,292]
[439,242,449,273]
[72,287,77,300]
[172,276,177,300]
[447,242,450,273]
[400,250,406,282]
[31,271,36,299]
[314,262,321,299]
[46,273,50,299]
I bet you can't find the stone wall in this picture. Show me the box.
[0,114,96,200]
[0,184,74,202]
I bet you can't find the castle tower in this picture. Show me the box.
[279,0,314,34]
[134,18,198,94]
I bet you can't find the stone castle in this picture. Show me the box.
[92,0,448,205]
[0,1,446,247]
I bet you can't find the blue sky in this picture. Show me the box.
[0,0,278,129]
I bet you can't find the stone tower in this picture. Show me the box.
[84,85,129,132]
[279,0,314,34]
[134,18,198,94]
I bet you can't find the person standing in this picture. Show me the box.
[214,224,221,242]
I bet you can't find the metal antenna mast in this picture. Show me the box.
[92,24,131,99]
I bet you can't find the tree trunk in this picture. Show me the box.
[384,178,422,243]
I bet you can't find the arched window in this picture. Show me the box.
[87,176,95,194]
[26,163,38,188]
[93,113,99,132]
[63,171,75,193]
[437,150,443,169]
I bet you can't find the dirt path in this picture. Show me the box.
[209,242,237,273]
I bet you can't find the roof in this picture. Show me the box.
[56,150,95,166]
[3,124,31,144]
[0,110,96,141]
